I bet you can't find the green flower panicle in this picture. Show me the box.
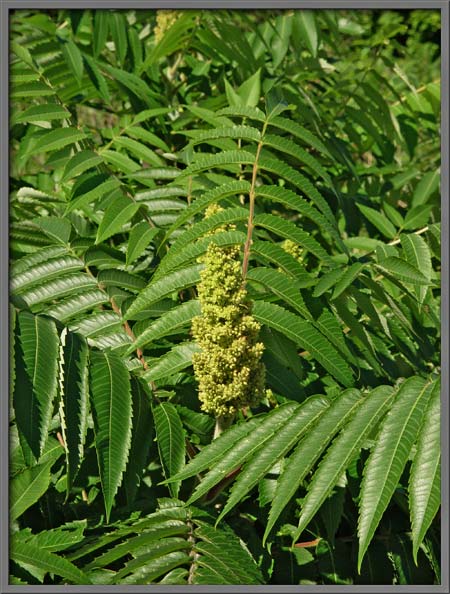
[282,239,304,263]
[154,10,180,43]
[191,230,265,418]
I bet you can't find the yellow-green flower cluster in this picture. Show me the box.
[154,10,180,43]
[191,238,265,418]
[282,239,304,263]
[204,203,223,220]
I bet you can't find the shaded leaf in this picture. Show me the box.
[90,351,132,521]
[409,378,441,562]
[153,402,185,497]
[358,377,434,570]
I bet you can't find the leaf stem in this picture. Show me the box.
[213,414,234,439]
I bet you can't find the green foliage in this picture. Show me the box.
[9,7,440,586]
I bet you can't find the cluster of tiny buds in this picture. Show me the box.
[154,11,180,44]
[282,239,304,264]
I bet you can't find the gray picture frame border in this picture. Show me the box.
[0,1,448,592]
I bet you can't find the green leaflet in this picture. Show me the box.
[247,267,310,319]
[409,377,441,563]
[268,115,331,158]
[257,154,336,226]
[126,167,180,181]
[96,193,140,243]
[357,377,435,569]
[28,128,88,156]
[315,307,358,367]
[126,125,170,152]
[93,10,109,57]
[109,12,128,65]
[59,330,89,496]
[176,405,215,439]
[412,169,440,207]
[11,256,85,293]
[162,417,264,484]
[90,331,132,353]
[125,265,203,319]
[263,134,331,185]
[113,137,163,167]
[61,150,103,182]
[313,267,345,297]
[10,39,35,67]
[179,150,256,178]
[12,103,70,125]
[186,402,301,504]
[188,125,261,145]
[400,233,432,305]
[126,223,160,265]
[113,537,190,581]
[89,351,132,522]
[357,204,397,239]
[143,341,200,383]
[11,246,69,276]
[153,402,186,498]
[293,385,395,544]
[255,185,344,250]
[60,38,84,82]
[331,262,366,300]
[264,388,362,543]
[155,206,248,279]
[131,300,201,351]
[192,522,263,585]
[83,53,111,103]
[216,105,266,122]
[21,273,97,308]
[47,290,109,323]
[33,216,72,245]
[403,205,433,230]
[11,540,90,585]
[10,81,55,98]
[20,521,87,553]
[69,312,122,338]
[217,395,329,522]
[401,234,432,282]
[14,312,59,462]
[10,458,56,520]
[155,231,246,280]
[251,240,312,283]
[254,213,333,265]
[269,15,292,70]
[227,68,261,107]
[375,257,432,286]
[101,149,140,174]
[101,63,159,107]
[122,552,191,584]
[135,186,187,200]
[122,378,153,505]
[97,270,146,292]
[293,10,319,56]
[253,301,353,386]
[67,176,121,213]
